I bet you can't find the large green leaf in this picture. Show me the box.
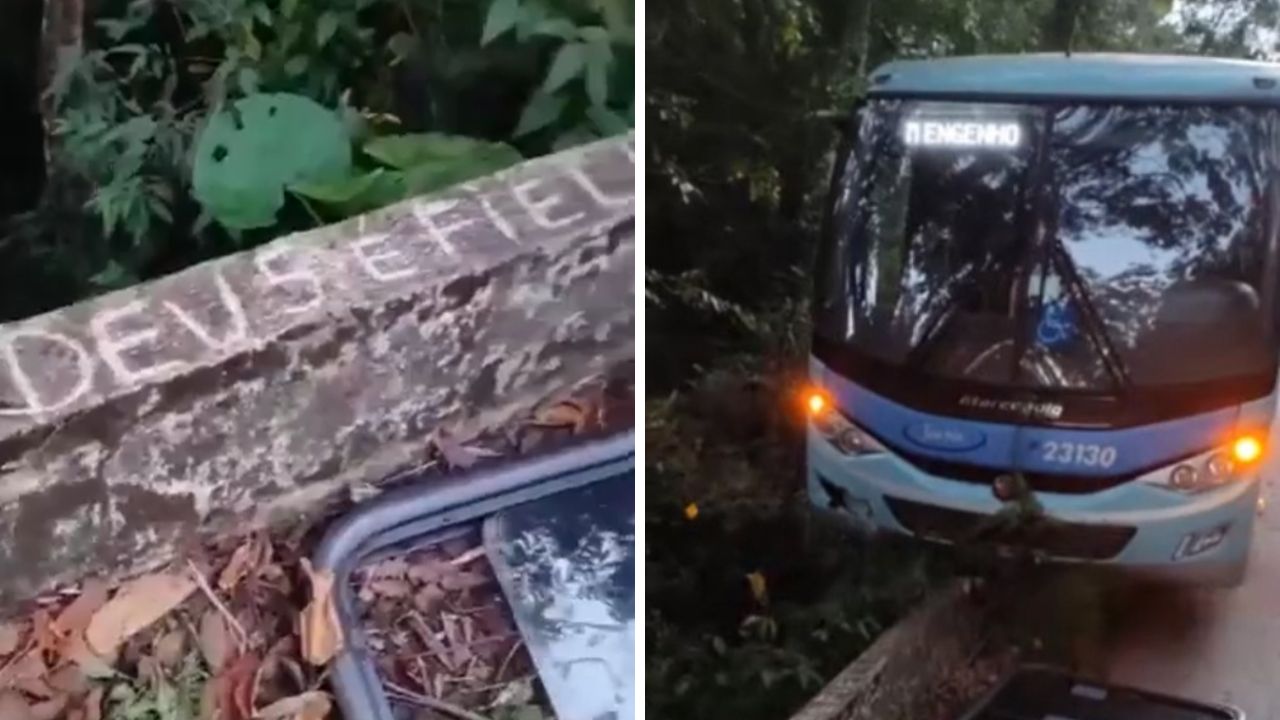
[290,168,408,215]
[365,133,522,170]
[587,105,630,136]
[543,42,588,92]
[584,34,613,106]
[192,93,352,230]
[514,92,568,137]
[363,134,523,196]
[482,0,521,44]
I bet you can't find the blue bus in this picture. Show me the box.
[807,54,1280,586]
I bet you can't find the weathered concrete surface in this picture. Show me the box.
[0,135,634,604]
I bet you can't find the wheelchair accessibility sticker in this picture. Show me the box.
[1036,299,1078,349]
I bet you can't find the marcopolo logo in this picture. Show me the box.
[958,394,1063,421]
[903,119,1022,148]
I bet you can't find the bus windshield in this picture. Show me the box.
[816,99,1277,394]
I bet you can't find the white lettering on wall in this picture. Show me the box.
[567,164,631,208]
[0,330,94,416]
[512,177,586,229]
[163,271,249,352]
[467,188,519,245]
[411,199,476,257]
[352,234,417,282]
[254,246,324,315]
[0,137,634,418]
[91,300,187,385]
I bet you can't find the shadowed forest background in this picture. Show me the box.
[645,1,1280,719]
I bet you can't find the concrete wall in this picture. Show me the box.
[0,135,635,604]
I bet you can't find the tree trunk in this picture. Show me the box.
[39,0,84,114]
[0,0,49,219]
[853,0,873,81]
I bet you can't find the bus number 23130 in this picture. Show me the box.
[1040,440,1118,469]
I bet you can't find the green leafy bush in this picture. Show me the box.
[645,367,949,720]
[478,0,635,147]
[0,0,634,322]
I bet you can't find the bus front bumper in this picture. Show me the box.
[807,428,1259,585]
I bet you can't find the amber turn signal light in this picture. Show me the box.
[1233,434,1263,464]
[807,392,826,414]
[804,386,833,416]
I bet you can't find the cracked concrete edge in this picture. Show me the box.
[0,134,635,604]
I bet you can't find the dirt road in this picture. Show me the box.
[1104,431,1280,718]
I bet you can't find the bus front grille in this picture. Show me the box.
[894,449,1140,494]
[883,496,1136,561]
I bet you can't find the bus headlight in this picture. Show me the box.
[809,403,886,457]
[1151,434,1263,494]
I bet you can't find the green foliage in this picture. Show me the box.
[646,360,949,720]
[182,0,384,106]
[480,0,635,147]
[192,93,353,229]
[291,133,522,217]
[41,0,199,289]
[104,653,207,720]
[0,0,634,322]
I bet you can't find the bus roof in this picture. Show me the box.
[867,53,1280,104]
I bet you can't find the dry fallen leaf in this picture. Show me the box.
[219,539,261,593]
[255,690,332,720]
[154,629,187,668]
[441,570,489,592]
[29,692,67,720]
[30,610,58,656]
[81,686,103,720]
[406,559,448,585]
[200,680,219,720]
[199,609,235,671]
[85,572,197,657]
[46,664,88,696]
[52,579,109,639]
[367,578,412,599]
[0,689,32,720]
[298,560,343,666]
[213,653,260,720]
[0,622,23,657]
[412,585,445,614]
[532,401,586,429]
[366,558,409,580]
[62,633,116,679]
[432,430,501,470]
[0,648,48,692]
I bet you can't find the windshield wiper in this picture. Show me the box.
[1045,240,1132,391]
[903,304,952,369]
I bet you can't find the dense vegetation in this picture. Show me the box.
[0,0,634,322]
[646,1,1279,718]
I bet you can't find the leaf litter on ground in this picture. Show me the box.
[354,530,549,720]
[0,370,632,719]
